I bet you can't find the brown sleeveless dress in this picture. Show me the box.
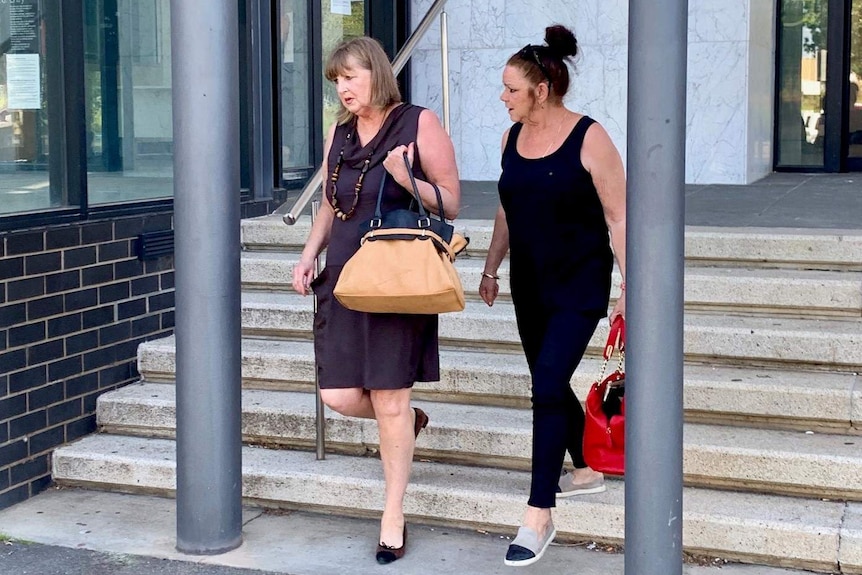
[310,103,440,390]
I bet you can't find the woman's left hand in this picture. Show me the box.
[609,291,625,325]
[382,142,415,187]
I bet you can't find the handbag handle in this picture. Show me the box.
[370,152,428,228]
[596,316,625,384]
[401,151,448,221]
[603,316,625,360]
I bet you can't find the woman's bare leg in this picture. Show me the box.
[320,388,375,419]
[370,388,414,548]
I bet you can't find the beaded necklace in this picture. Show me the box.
[329,108,394,221]
[328,129,372,221]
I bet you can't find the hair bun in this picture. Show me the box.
[544,24,578,60]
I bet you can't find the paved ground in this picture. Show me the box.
[456,173,862,229]
[0,488,817,575]
[275,172,862,229]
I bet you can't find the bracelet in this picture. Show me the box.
[620,281,626,291]
[482,272,499,280]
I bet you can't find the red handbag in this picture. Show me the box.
[583,316,626,476]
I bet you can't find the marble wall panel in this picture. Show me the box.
[747,0,776,182]
[408,0,775,184]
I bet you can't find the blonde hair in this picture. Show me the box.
[325,37,402,125]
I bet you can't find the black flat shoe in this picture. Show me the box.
[376,524,407,564]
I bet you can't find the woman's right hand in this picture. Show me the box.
[479,276,499,307]
[292,257,316,296]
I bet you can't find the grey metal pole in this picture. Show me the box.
[171,0,243,555]
[625,0,687,573]
[311,200,326,460]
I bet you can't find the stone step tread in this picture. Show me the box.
[241,290,862,335]
[101,382,862,478]
[240,251,862,285]
[52,433,848,570]
[241,216,862,269]
[239,253,861,315]
[138,336,862,428]
[239,250,861,282]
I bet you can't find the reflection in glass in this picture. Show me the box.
[321,1,365,137]
[0,1,58,214]
[848,0,862,159]
[84,0,173,205]
[281,0,311,184]
[777,0,827,168]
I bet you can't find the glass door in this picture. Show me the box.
[322,1,366,136]
[846,0,862,167]
[278,0,365,189]
[277,1,406,189]
[776,0,827,168]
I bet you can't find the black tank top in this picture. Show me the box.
[498,115,613,314]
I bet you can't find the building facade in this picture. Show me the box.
[1,0,859,508]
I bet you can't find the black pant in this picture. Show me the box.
[515,307,600,509]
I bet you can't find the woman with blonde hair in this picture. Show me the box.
[292,36,460,564]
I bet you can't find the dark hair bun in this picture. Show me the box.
[545,24,578,60]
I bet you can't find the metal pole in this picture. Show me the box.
[171,0,243,555]
[625,0,687,573]
[440,10,450,135]
[311,200,326,460]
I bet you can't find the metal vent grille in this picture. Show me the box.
[136,230,175,260]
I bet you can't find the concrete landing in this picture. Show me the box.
[0,489,817,575]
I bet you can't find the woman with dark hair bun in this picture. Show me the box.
[480,24,627,567]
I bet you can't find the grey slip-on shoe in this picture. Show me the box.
[504,523,557,567]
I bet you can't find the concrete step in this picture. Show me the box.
[241,215,862,271]
[52,434,851,572]
[138,336,861,433]
[239,251,862,318]
[97,382,862,500]
[237,291,862,370]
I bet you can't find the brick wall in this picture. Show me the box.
[0,196,286,510]
[0,214,176,509]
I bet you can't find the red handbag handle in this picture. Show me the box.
[603,316,625,360]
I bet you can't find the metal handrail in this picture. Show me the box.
[275,0,449,224]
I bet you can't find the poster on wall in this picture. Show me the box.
[330,0,351,16]
[6,54,42,109]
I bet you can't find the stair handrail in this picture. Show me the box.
[275,0,450,225]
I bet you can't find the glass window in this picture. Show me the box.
[776,0,827,168]
[84,0,173,205]
[0,1,61,215]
